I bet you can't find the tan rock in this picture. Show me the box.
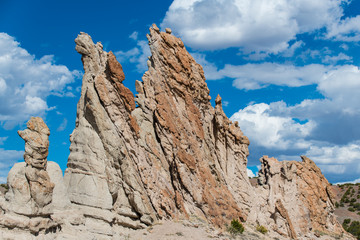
[64,28,253,232]
[0,27,350,240]
[14,117,55,210]
[253,155,346,239]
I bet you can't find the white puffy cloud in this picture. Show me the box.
[162,0,346,53]
[0,33,78,129]
[209,63,328,90]
[247,168,255,178]
[305,142,360,165]
[326,15,360,42]
[231,103,315,150]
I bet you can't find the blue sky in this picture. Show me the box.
[1,0,360,184]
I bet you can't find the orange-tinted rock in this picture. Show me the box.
[64,26,252,231]
[253,155,347,239]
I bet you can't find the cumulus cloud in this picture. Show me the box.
[247,168,255,178]
[231,103,315,150]
[306,142,360,165]
[161,0,347,53]
[208,63,328,90]
[0,33,78,129]
[326,15,360,42]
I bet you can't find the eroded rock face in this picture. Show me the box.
[0,26,352,239]
[0,117,72,238]
[6,117,55,212]
[64,26,253,233]
[251,155,345,239]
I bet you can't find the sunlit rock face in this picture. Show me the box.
[64,25,252,231]
[0,25,352,240]
[0,117,71,239]
[249,155,346,239]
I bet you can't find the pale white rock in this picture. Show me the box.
[47,161,71,209]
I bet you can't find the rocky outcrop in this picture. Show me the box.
[0,118,72,239]
[3,117,55,215]
[249,155,347,239]
[0,25,353,239]
[63,25,253,237]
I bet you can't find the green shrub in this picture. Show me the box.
[343,219,351,231]
[344,219,351,224]
[353,203,360,210]
[349,207,356,212]
[227,219,244,235]
[346,221,360,239]
[351,198,357,202]
[256,225,268,234]
[335,202,340,208]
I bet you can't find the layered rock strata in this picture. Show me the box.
[63,25,253,235]
[249,155,346,239]
[0,25,353,240]
[0,118,71,238]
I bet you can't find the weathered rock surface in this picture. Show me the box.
[249,155,349,239]
[0,118,72,238]
[6,117,55,214]
[0,25,353,239]
[64,25,253,235]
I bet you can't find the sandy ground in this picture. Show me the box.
[120,219,268,240]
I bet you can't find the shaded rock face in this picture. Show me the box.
[251,155,344,239]
[64,26,253,231]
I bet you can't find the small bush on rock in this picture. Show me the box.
[256,225,268,234]
[227,219,244,235]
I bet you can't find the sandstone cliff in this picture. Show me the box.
[0,25,353,240]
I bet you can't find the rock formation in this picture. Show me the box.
[0,25,354,239]
[0,117,71,239]
[63,25,253,236]
[18,117,54,209]
[248,155,345,239]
